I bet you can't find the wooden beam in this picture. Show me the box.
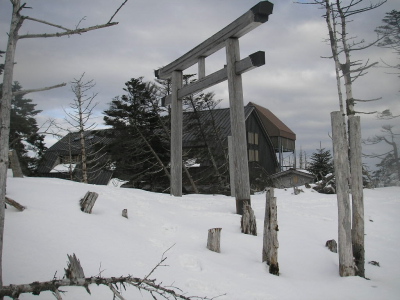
[163,51,265,105]
[155,1,273,79]
[170,71,183,197]
[226,37,251,215]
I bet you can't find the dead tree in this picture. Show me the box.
[241,203,257,236]
[300,0,387,278]
[0,252,219,300]
[331,112,355,277]
[64,73,99,184]
[0,0,128,290]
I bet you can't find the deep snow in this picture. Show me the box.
[3,174,400,299]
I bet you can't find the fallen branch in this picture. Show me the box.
[5,196,26,211]
[0,251,223,300]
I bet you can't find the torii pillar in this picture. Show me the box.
[155,1,274,214]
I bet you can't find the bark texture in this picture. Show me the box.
[207,228,222,253]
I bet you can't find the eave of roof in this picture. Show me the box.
[247,102,296,141]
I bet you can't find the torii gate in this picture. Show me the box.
[155,1,274,214]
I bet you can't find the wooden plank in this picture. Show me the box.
[164,51,265,105]
[226,37,251,215]
[155,1,273,79]
[170,70,183,196]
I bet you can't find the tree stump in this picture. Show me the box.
[80,191,98,214]
[241,203,257,236]
[268,195,279,275]
[262,188,279,275]
[207,228,222,253]
[325,239,338,253]
[122,209,128,219]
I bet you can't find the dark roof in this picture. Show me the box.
[247,102,296,141]
[182,106,254,146]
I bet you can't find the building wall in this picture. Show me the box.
[245,113,278,176]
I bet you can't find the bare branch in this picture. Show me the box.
[23,16,71,31]
[18,22,118,39]
[11,82,66,97]
[108,0,129,24]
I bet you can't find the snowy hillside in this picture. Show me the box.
[4,175,400,300]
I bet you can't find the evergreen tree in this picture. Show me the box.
[103,77,170,190]
[0,82,46,175]
[307,147,334,182]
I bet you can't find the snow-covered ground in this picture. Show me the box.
[4,175,400,299]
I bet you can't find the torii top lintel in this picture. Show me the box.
[155,1,274,80]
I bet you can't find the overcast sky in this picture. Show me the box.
[1,0,398,169]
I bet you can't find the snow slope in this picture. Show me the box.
[4,176,400,299]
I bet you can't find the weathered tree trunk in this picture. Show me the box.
[331,111,355,277]
[268,195,279,275]
[349,115,365,277]
[8,150,23,177]
[262,188,273,264]
[0,2,22,292]
[80,191,98,214]
[241,203,257,236]
[207,228,221,253]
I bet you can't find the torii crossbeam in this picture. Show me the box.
[155,1,274,215]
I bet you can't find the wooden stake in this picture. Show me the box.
[80,191,98,214]
[207,228,222,253]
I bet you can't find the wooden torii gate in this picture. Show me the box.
[155,1,274,214]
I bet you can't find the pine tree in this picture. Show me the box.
[103,77,170,190]
[0,82,46,175]
[307,147,334,182]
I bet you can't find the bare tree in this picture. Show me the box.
[300,0,387,278]
[0,0,128,292]
[64,73,98,183]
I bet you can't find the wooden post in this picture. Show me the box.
[122,209,128,219]
[226,37,251,215]
[269,195,279,275]
[228,136,235,197]
[241,203,257,235]
[80,191,98,214]
[207,228,221,253]
[349,115,365,277]
[262,188,279,275]
[331,111,355,277]
[198,56,206,79]
[262,188,273,264]
[170,70,183,197]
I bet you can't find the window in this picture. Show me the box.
[248,149,259,162]
[248,132,259,145]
